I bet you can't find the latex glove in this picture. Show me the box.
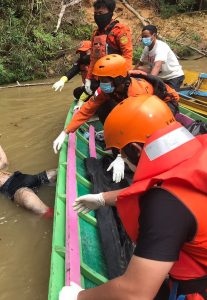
[59,282,83,300]
[107,154,125,183]
[84,79,92,95]
[73,193,105,214]
[79,91,89,102]
[52,76,68,92]
[73,99,84,111]
[53,131,67,154]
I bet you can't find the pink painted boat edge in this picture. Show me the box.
[89,125,97,158]
[65,131,81,286]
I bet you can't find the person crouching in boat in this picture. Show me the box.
[52,40,99,110]
[60,95,207,300]
[0,145,56,217]
[53,54,179,183]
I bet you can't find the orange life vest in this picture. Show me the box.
[117,122,207,287]
[129,69,179,103]
[128,77,179,104]
[90,20,120,70]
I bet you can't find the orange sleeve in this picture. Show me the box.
[65,93,107,133]
[114,24,133,70]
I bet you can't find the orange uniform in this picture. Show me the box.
[117,123,207,299]
[87,20,133,79]
[65,77,179,133]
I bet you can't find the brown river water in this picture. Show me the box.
[0,58,206,300]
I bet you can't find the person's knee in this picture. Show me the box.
[46,169,57,185]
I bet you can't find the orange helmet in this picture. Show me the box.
[104,95,176,149]
[92,54,128,78]
[76,40,91,53]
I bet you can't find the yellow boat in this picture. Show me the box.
[179,70,207,116]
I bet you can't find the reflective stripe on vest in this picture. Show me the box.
[145,127,195,160]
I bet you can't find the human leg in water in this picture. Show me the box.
[13,187,53,216]
[12,169,57,216]
[45,169,57,185]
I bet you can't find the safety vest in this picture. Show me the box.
[117,122,207,296]
[90,20,120,70]
[129,69,179,103]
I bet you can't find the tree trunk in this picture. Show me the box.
[118,0,150,26]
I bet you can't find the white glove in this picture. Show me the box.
[73,99,84,111]
[84,79,92,95]
[52,79,65,92]
[59,282,83,300]
[107,154,125,183]
[73,193,105,214]
[53,131,67,154]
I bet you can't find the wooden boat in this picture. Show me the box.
[48,102,109,300]
[48,101,207,300]
[179,70,207,116]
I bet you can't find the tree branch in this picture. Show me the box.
[118,0,150,26]
[53,0,82,34]
[0,82,54,90]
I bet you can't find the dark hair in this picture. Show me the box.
[142,25,157,35]
[93,0,116,13]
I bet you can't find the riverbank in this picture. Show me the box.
[0,0,206,85]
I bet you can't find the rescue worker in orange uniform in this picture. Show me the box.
[60,95,207,300]
[52,40,98,109]
[84,0,133,95]
[53,54,179,183]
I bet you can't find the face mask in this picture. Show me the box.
[94,12,113,30]
[100,82,115,94]
[142,37,153,47]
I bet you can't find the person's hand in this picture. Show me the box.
[107,154,125,183]
[59,282,83,300]
[52,76,68,92]
[84,79,92,95]
[53,131,67,154]
[73,99,84,111]
[79,91,89,102]
[73,193,105,214]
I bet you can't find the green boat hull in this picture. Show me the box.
[48,102,207,300]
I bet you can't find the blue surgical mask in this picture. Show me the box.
[142,37,152,47]
[100,82,115,94]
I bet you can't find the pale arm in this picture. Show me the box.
[0,145,8,170]
[78,255,174,300]
[150,60,163,76]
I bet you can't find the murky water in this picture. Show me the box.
[181,57,207,73]
[0,57,206,300]
[0,77,81,300]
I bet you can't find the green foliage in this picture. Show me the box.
[168,40,193,58]
[70,24,93,40]
[133,46,143,64]
[190,33,201,42]
[158,0,196,18]
[0,2,73,84]
[33,28,71,60]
